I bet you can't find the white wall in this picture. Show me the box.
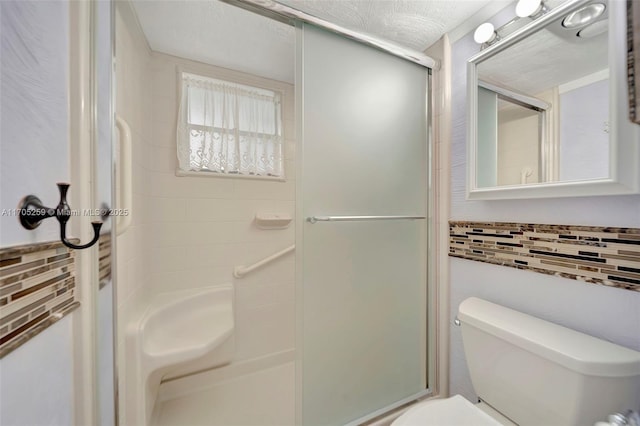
[114,4,153,422]
[559,78,609,181]
[0,317,74,426]
[0,2,76,424]
[0,0,70,246]
[448,13,640,403]
[114,1,152,322]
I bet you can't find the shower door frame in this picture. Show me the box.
[69,0,118,423]
[220,1,442,423]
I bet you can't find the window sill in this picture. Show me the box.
[175,169,286,182]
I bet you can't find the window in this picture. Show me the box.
[177,72,284,177]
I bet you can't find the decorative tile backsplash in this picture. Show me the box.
[0,240,80,357]
[449,221,640,292]
[98,233,112,288]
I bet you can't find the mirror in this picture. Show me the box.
[467,0,639,199]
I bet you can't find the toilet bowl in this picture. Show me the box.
[393,298,640,426]
[392,395,514,426]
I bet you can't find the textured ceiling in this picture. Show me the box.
[479,27,608,96]
[132,0,494,83]
[277,0,493,51]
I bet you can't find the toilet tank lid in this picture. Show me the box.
[458,297,640,377]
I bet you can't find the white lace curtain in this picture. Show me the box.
[177,73,284,177]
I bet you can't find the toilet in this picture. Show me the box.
[393,297,640,425]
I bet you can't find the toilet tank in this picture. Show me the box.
[458,297,640,426]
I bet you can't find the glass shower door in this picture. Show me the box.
[297,24,429,426]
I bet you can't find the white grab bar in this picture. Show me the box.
[115,115,132,235]
[234,245,295,278]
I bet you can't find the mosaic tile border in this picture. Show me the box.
[629,0,640,124]
[98,233,112,289]
[449,221,640,292]
[0,240,80,357]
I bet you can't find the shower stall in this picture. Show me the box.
[108,1,435,424]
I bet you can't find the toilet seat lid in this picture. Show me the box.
[392,395,504,426]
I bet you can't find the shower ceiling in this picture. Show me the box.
[131,0,495,83]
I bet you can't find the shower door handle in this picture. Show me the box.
[306,215,425,224]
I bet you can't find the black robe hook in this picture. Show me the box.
[18,183,103,250]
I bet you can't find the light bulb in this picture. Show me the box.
[474,23,497,44]
[516,0,545,18]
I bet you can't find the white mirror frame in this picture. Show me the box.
[467,0,640,200]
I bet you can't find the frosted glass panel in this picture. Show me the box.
[477,87,497,188]
[300,26,427,217]
[299,24,428,425]
[302,222,427,425]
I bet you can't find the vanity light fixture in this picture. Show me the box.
[474,0,550,47]
[474,22,498,45]
[562,3,606,29]
[515,0,548,18]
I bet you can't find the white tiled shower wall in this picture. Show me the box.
[115,3,296,415]
[446,6,640,403]
[115,5,154,420]
[147,51,295,362]
[115,0,152,350]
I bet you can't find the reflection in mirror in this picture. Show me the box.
[478,81,549,186]
[472,0,619,191]
[468,0,639,199]
[558,72,609,181]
